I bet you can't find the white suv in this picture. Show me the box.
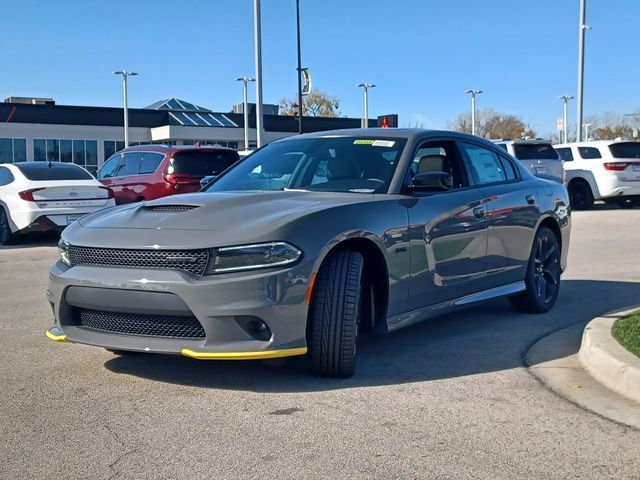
[494,139,564,183]
[554,140,640,209]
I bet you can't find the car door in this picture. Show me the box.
[405,138,489,310]
[112,151,144,203]
[459,141,540,289]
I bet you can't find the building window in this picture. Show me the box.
[60,139,73,162]
[46,139,60,162]
[34,139,46,160]
[33,139,99,174]
[0,138,26,163]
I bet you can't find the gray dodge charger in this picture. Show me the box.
[46,129,570,378]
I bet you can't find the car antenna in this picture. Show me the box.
[47,160,52,168]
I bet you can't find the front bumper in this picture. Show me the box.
[46,259,313,360]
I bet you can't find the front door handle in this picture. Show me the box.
[473,207,485,219]
[526,194,535,205]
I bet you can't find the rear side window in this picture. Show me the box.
[116,152,144,176]
[139,153,164,174]
[512,144,559,160]
[498,154,518,180]
[578,147,602,159]
[555,147,573,161]
[0,167,14,186]
[609,142,640,159]
[169,150,240,176]
[14,162,93,181]
[461,143,507,185]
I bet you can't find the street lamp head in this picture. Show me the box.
[235,77,256,83]
[356,83,376,89]
[113,70,138,77]
[465,89,482,95]
[558,95,574,101]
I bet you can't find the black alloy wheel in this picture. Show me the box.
[0,208,17,245]
[308,250,364,378]
[568,180,594,210]
[510,227,561,313]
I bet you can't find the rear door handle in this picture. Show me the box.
[526,194,535,205]
[473,207,485,219]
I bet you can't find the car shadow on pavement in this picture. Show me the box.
[0,232,60,249]
[103,279,640,392]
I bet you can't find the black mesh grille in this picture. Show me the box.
[145,205,199,212]
[78,309,205,339]
[68,246,209,276]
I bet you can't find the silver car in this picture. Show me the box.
[494,139,564,183]
[46,129,570,378]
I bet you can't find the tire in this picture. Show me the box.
[0,208,18,245]
[308,250,364,378]
[510,227,561,314]
[568,180,593,210]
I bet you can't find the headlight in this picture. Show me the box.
[205,242,302,274]
[58,239,71,267]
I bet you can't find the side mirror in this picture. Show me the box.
[409,172,452,191]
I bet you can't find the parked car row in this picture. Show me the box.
[0,145,241,244]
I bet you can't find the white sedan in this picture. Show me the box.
[0,162,115,244]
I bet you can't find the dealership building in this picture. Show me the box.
[0,96,369,174]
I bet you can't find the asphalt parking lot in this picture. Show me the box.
[1,207,640,479]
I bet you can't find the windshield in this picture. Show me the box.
[512,143,559,160]
[15,162,93,181]
[205,136,407,194]
[609,142,640,159]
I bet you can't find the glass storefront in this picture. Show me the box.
[0,138,27,163]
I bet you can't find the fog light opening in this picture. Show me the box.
[235,316,272,342]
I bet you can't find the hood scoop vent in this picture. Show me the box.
[144,204,200,213]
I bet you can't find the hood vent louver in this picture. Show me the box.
[144,204,199,213]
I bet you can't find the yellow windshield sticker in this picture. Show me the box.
[353,139,376,145]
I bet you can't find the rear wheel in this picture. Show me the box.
[308,250,364,378]
[510,227,561,313]
[568,180,594,210]
[0,208,18,245]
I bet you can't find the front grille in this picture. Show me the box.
[78,309,205,339]
[145,205,199,212]
[68,246,209,276]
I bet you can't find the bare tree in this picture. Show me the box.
[447,108,536,139]
[279,89,340,118]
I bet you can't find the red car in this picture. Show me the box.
[97,145,240,204]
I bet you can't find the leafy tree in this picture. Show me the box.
[279,89,340,118]
[448,108,537,139]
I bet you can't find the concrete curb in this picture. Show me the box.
[579,306,640,404]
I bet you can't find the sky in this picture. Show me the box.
[1,0,638,137]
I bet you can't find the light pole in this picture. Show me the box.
[295,0,304,134]
[235,76,255,150]
[582,123,592,141]
[465,89,483,136]
[356,83,376,128]
[576,0,591,141]
[558,95,574,143]
[113,70,138,148]
[253,0,264,147]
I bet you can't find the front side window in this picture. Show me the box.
[460,143,508,185]
[206,136,407,194]
[555,147,573,161]
[97,155,119,179]
[408,140,467,189]
[578,147,602,159]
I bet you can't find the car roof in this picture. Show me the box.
[273,128,501,148]
[554,140,638,148]
[494,139,554,145]
[121,144,236,153]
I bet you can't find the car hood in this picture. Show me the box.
[78,190,377,232]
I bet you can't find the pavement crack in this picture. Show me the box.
[104,422,140,479]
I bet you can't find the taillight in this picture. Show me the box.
[163,173,197,185]
[18,188,45,202]
[603,162,632,171]
[99,186,114,198]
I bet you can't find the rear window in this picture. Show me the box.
[512,144,559,160]
[14,162,93,181]
[609,142,640,159]
[169,150,240,177]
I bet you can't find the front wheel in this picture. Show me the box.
[510,227,561,313]
[308,250,364,378]
[0,208,18,245]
